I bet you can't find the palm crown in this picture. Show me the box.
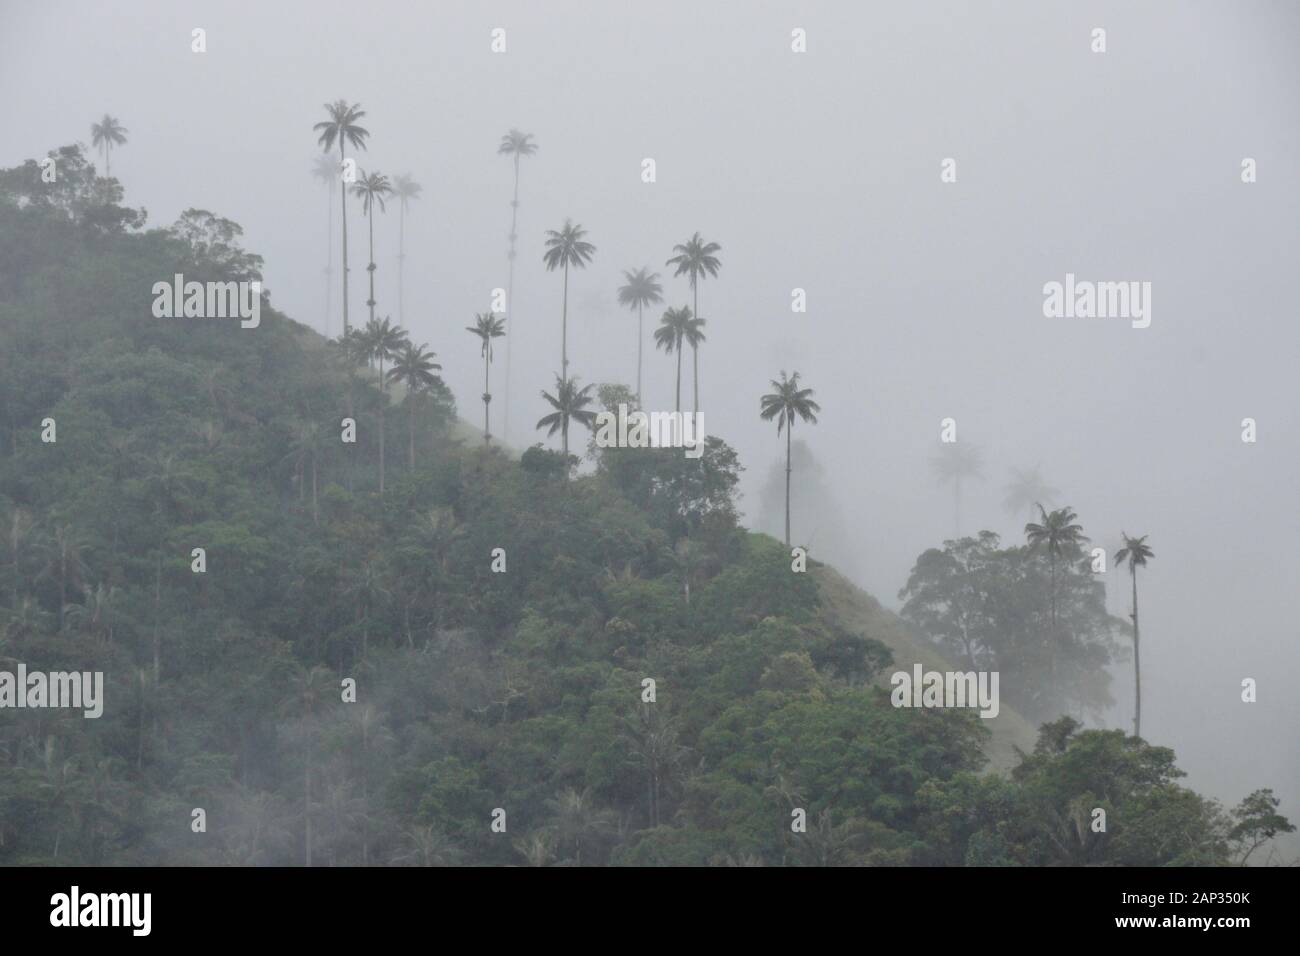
[90,115,128,150]
[466,312,507,360]
[760,371,821,434]
[653,306,694,354]
[1004,467,1058,516]
[666,232,722,288]
[314,100,369,155]
[386,342,441,393]
[617,268,663,312]
[392,174,422,209]
[351,169,393,216]
[1025,504,1089,557]
[1115,533,1154,571]
[498,129,538,158]
[311,155,338,186]
[543,220,595,272]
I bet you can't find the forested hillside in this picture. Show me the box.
[0,147,1289,866]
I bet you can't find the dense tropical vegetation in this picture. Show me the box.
[0,138,1289,867]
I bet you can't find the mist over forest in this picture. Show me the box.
[0,1,1296,868]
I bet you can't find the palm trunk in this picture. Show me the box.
[58,550,66,632]
[692,283,700,414]
[784,422,792,547]
[504,154,520,442]
[325,181,333,331]
[311,456,319,524]
[1048,554,1058,697]
[674,341,682,414]
[366,212,376,327]
[636,303,644,404]
[378,359,386,497]
[561,263,569,377]
[483,351,492,442]
[398,201,405,325]
[407,399,416,469]
[1131,570,1141,738]
[339,143,350,335]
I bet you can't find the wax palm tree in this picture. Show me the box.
[90,115,128,176]
[760,372,821,547]
[365,316,409,496]
[314,100,370,335]
[542,219,595,377]
[391,174,421,325]
[499,129,538,441]
[536,375,598,463]
[37,523,92,633]
[931,442,984,537]
[286,420,326,523]
[351,169,392,329]
[666,232,722,413]
[1004,466,1059,524]
[466,313,507,443]
[617,268,664,404]
[653,306,694,414]
[1114,533,1154,739]
[1025,504,1090,694]
[311,156,339,331]
[386,342,441,468]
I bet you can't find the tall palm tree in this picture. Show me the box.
[311,156,339,331]
[616,268,663,404]
[1025,504,1090,694]
[314,100,370,335]
[1003,466,1059,524]
[364,316,409,496]
[759,372,821,547]
[666,232,721,413]
[386,342,441,469]
[653,306,694,414]
[466,313,507,443]
[90,115,128,177]
[351,169,392,330]
[536,375,598,463]
[542,220,595,378]
[391,174,421,325]
[1114,533,1154,739]
[931,443,984,537]
[498,129,538,442]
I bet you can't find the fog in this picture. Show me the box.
[4,0,1296,850]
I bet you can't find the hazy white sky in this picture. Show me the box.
[4,0,1297,844]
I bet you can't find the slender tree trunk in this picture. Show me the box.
[339,142,350,335]
[325,180,333,332]
[784,422,792,547]
[311,456,319,524]
[674,340,682,414]
[636,303,643,404]
[366,212,376,327]
[407,400,416,469]
[561,263,569,378]
[1131,569,1141,738]
[378,360,386,497]
[483,350,491,442]
[692,283,700,414]
[1048,554,1057,698]
[504,155,520,442]
[398,201,405,326]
